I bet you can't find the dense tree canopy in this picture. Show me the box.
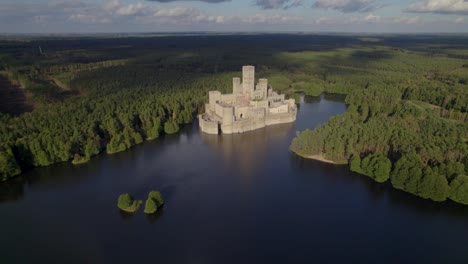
[0,34,466,205]
[289,43,467,204]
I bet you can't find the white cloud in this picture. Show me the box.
[68,14,111,24]
[116,3,146,16]
[146,0,229,3]
[313,17,337,24]
[154,7,225,24]
[313,0,387,13]
[146,0,301,9]
[405,0,468,15]
[152,7,226,24]
[239,13,304,24]
[154,7,195,18]
[49,1,89,9]
[0,0,465,32]
[255,0,303,9]
[313,15,420,25]
[104,0,122,11]
[390,16,421,24]
[364,13,381,22]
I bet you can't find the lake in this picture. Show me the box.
[1,94,467,264]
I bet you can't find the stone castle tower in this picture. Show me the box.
[199,66,297,134]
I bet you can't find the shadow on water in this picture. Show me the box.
[0,121,197,204]
[290,153,468,217]
[147,207,165,224]
[0,162,93,203]
[200,122,295,156]
[200,122,296,179]
[303,94,321,104]
[117,206,167,223]
[322,93,346,103]
[301,93,346,105]
[385,184,468,216]
[0,177,24,203]
[0,151,106,202]
[118,210,135,221]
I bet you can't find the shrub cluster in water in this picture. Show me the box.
[117,191,164,214]
[117,194,143,213]
[144,191,165,214]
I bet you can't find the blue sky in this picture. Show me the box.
[1,0,468,33]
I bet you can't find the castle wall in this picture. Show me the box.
[252,90,264,100]
[235,94,252,106]
[235,106,250,120]
[266,111,297,126]
[268,104,289,114]
[199,115,219,134]
[218,110,296,134]
[209,91,221,111]
[249,100,269,109]
[222,107,234,126]
[268,94,285,102]
[220,94,235,105]
[205,103,212,114]
[215,103,224,117]
[259,101,269,108]
[229,118,266,134]
[249,108,265,119]
[268,94,286,108]
[285,98,296,107]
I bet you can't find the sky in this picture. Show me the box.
[1,0,468,33]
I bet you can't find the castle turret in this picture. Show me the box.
[242,65,255,96]
[209,91,221,111]
[233,77,241,94]
[258,78,268,99]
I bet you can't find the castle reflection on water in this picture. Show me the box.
[200,122,296,186]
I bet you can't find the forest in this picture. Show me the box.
[287,36,467,205]
[0,34,467,204]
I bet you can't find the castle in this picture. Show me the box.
[199,66,297,134]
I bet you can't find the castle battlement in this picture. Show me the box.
[199,66,297,134]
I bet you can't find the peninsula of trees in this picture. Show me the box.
[289,39,467,204]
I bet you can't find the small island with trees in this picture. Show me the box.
[117,191,164,214]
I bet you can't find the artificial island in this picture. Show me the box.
[199,66,297,134]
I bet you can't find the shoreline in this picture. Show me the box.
[295,152,341,164]
[305,154,337,164]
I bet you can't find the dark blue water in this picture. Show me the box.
[1,94,467,264]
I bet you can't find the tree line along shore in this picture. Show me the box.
[0,34,466,204]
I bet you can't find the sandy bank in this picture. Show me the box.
[302,154,337,164]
